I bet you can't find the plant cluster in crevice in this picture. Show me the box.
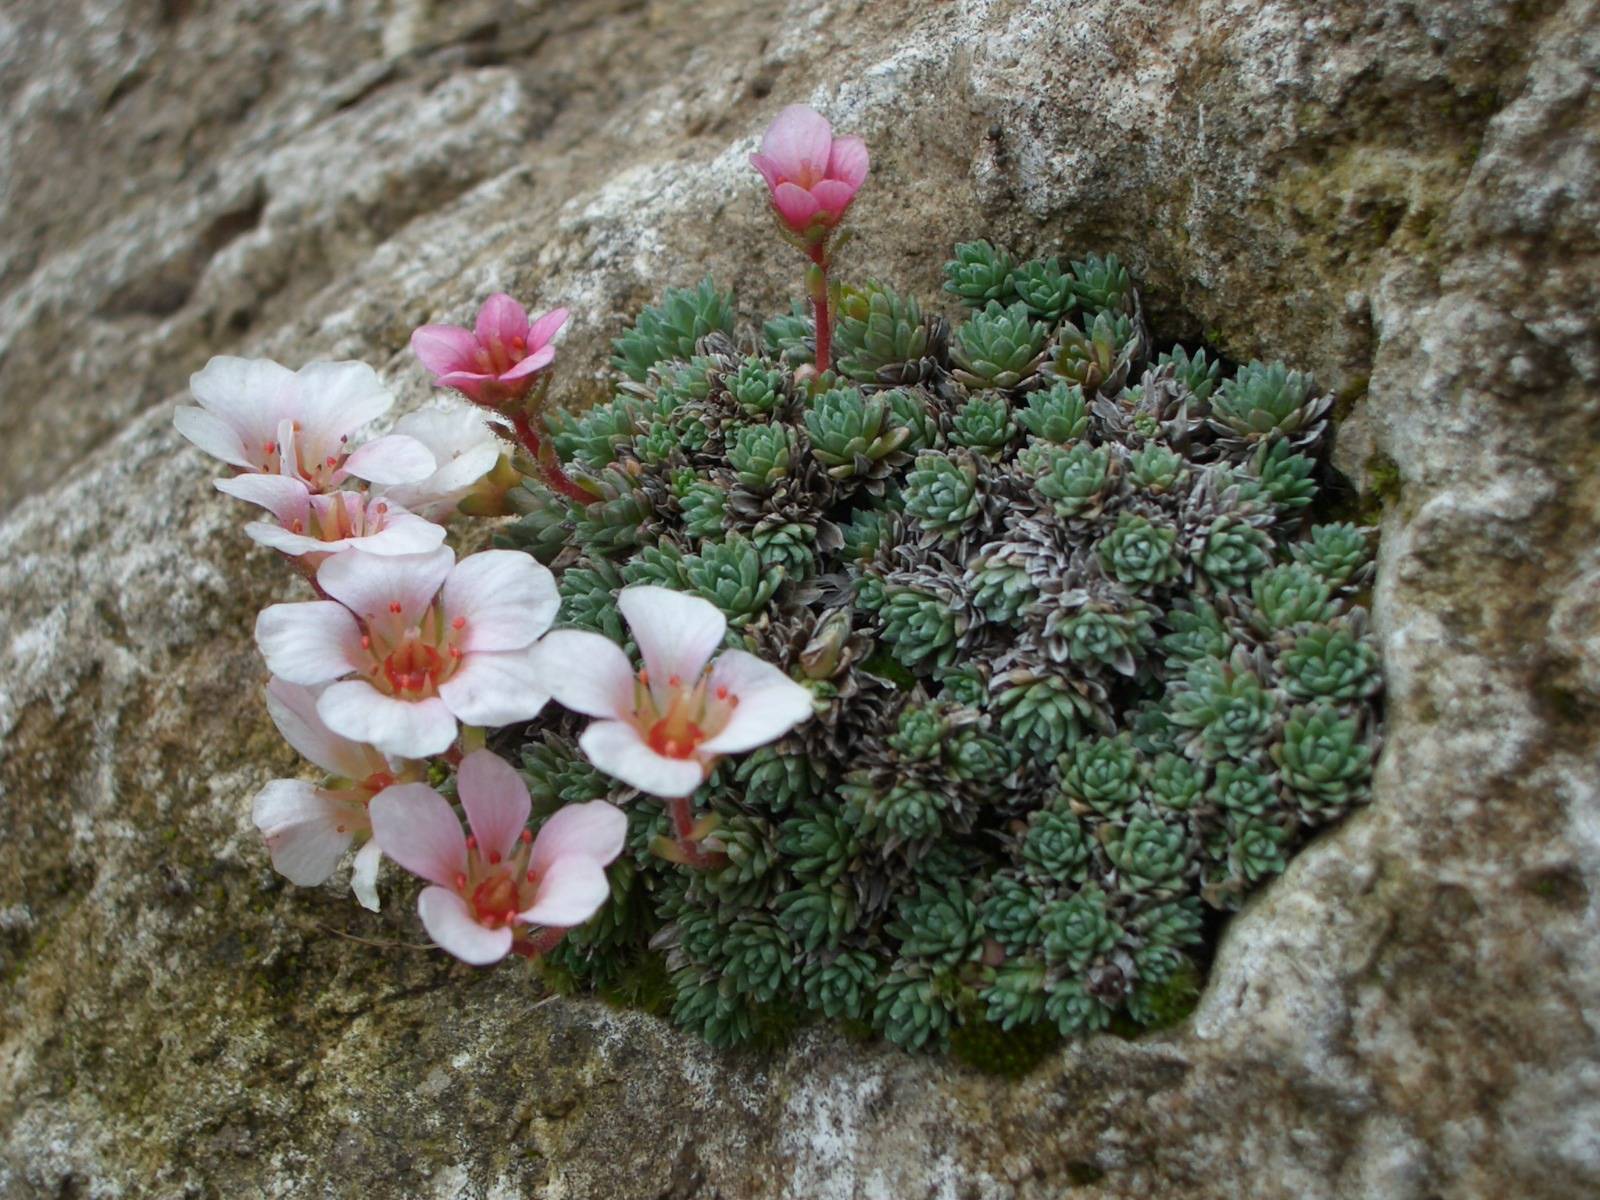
[499,242,1382,1058]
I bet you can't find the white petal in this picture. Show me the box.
[255,601,364,685]
[518,856,612,929]
[436,644,550,727]
[214,472,311,522]
[353,510,448,556]
[316,546,454,628]
[291,360,394,444]
[316,681,459,758]
[529,800,628,876]
[351,839,383,912]
[368,782,467,888]
[173,406,252,469]
[528,630,636,719]
[265,677,386,780]
[189,356,295,447]
[457,749,532,861]
[579,719,705,798]
[617,586,725,707]
[697,650,816,755]
[444,550,560,653]
[418,886,512,965]
[252,779,361,886]
[341,434,437,485]
[243,521,327,556]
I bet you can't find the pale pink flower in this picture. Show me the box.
[411,295,569,408]
[255,546,559,758]
[749,105,869,238]
[215,473,445,565]
[369,750,627,964]
[373,402,504,520]
[531,586,815,798]
[251,678,406,911]
[175,357,435,491]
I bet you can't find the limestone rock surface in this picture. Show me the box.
[2,1,1598,1197]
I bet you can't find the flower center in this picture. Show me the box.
[361,604,466,698]
[456,828,538,929]
[633,670,736,759]
[471,870,521,926]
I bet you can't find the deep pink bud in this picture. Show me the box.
[749,105,869,238]
[411,295,568,408]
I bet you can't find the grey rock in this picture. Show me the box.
[2,0,1597,1196]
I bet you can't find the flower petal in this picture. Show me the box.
[255,601,365,685]
[579,719,706,798]
[825,135,869,189]
[457,749,532,861]
[435,643,551,727]
[341,434,437,486]
[317,546,454,629]
[265,677,387,780]
[525,307,569,352]
[474,292,530,347]
[760,104,833,180]
[498,344,556,382]
[251,779,361,886]
[291,361,394,445]
[617,585,725,708]
[353,509,449,556]
[444,550,560,653]
[748,152,782,192]
[410,324,480,377]
[697,649,815,754]
[418,886,513,965]
[518,856,612,929]
[772,181,822,231]
[215,472,310,524]
[368,782,467,888]
[316,681,459,758]
[350,838,383,912]
[529,800,627,877]
[188,355,295,446]
[173,406,252,469]
[435,371,495,404]
[528,630,636,719]
[809,179,858,222]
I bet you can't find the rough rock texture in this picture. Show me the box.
[2,0,1597,1196]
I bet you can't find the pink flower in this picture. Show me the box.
[251,678,406,911]
[175,357,435,492]
[254,546,559,757]
[369,750,627,964]
[215,473,445,566]
[749,105,869,239]
[530,586,815,798]
[411,295,569,408]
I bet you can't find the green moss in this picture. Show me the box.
[596,951,674,1017]
[950,1015,1062,1079]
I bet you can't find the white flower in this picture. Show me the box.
[530,585,815,798]
[254,546,559,757]
[174,356,435,491]
[215,473,446,563]
[251,678,405,911]
[369,750,627,964]
[373,402,503,520]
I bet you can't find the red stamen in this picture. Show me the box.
[360,635,371,649]
[452,616,466,630]
[638,669,650,685]
[388,601,403,614]
[669,674,681,687]
[325,455,338,468]
[716,685,729,700]
[488,850,501,865]
[520,829,532,844]
[335,824,346,834]
[454,872,468,891]
[466,835,478,851]
[375,502,387,513]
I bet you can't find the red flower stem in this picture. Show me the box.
[520,927,567,957]
[510,410,592,504]
[808,245,832,373]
